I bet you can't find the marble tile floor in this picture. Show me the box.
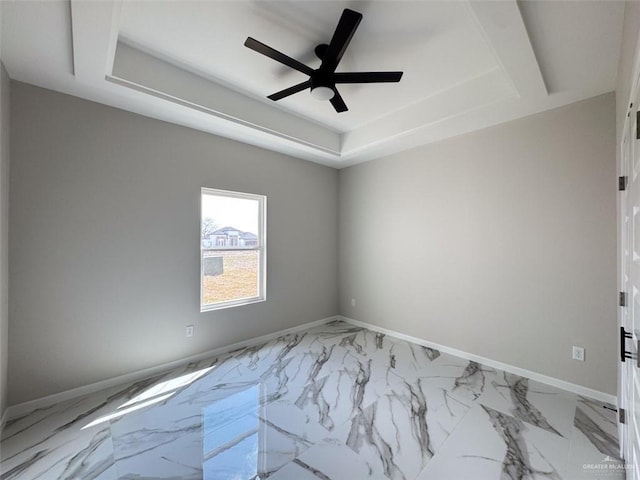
[0,320,625,480]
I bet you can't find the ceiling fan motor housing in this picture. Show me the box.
[310,73,336,100]
[314,44,329,60]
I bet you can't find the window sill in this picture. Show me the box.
[200,296,266,313]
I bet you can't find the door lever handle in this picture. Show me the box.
[621,327,636,363]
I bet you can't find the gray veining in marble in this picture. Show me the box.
[571,396,621,464]
[483,405,562,480]
[0,320,623,480]
[496,374,563,437]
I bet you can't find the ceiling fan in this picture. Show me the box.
[244,8,403,113]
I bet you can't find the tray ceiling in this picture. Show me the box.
[1,0,625,168]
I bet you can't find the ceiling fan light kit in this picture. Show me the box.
[244,8,403,113]
[310,86,335,101]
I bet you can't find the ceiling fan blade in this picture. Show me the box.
[267,80,311,101]
[333,71,403,83]
[244,37,315,76]
[330,90,348,113]
[320,9,362,73]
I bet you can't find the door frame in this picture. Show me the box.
[618,24,640,469]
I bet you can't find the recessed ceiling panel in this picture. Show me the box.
[1,0,73,80]
[117,1,499,132]
[518,0,624,95]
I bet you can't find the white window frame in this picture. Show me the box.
[200,188,266,312]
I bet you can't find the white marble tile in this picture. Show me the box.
[418,355,577,439]
[2,393,107,460]
[293,353,372,433]
[302,320,365,340]
[418,404,571,480]
[267,460,331,480]
[566,428,626,480]
[164,359,263,411]
[94,464,119,480]
[572,397,620,457]
[304,322,403,367]
[339,330,394,363]
[105,366,247,480]
[232,332,316,378]
[203,430,260,480]
[110,397,203,480]
[259,341,359,405]
[0,380,149,480]
[257,399,334,444]
[0,320,626,480]
[384,339,442,375]
[202,384,263,436]
[270,439,387,480]
[418,354,499,403]
[201,386,334,479]
[0,425,116,480]
[479,373,578,439]
[565,397,625,479]
[331,375,470,480]
[203,413,315,479]
[358,348,450,410]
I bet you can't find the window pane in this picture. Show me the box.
[202,250,259,305]
[202,195,260,249]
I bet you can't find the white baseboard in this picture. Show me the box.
[339,316,617,405]
[6,314,615,421]
[5,316,339,421]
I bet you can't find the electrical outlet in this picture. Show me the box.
[572,346,585,361]
[186,325,194,338]
[351,298,356,307]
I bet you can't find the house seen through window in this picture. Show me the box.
[201,188,266,311]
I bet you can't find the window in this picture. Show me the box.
[201,188,266,311]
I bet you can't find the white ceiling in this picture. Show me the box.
[0,0,625,168]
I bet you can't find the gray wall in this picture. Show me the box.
[0,63,9,418]
[339,93,617,395]
[7,81,618,404]
[8,82,338,405]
